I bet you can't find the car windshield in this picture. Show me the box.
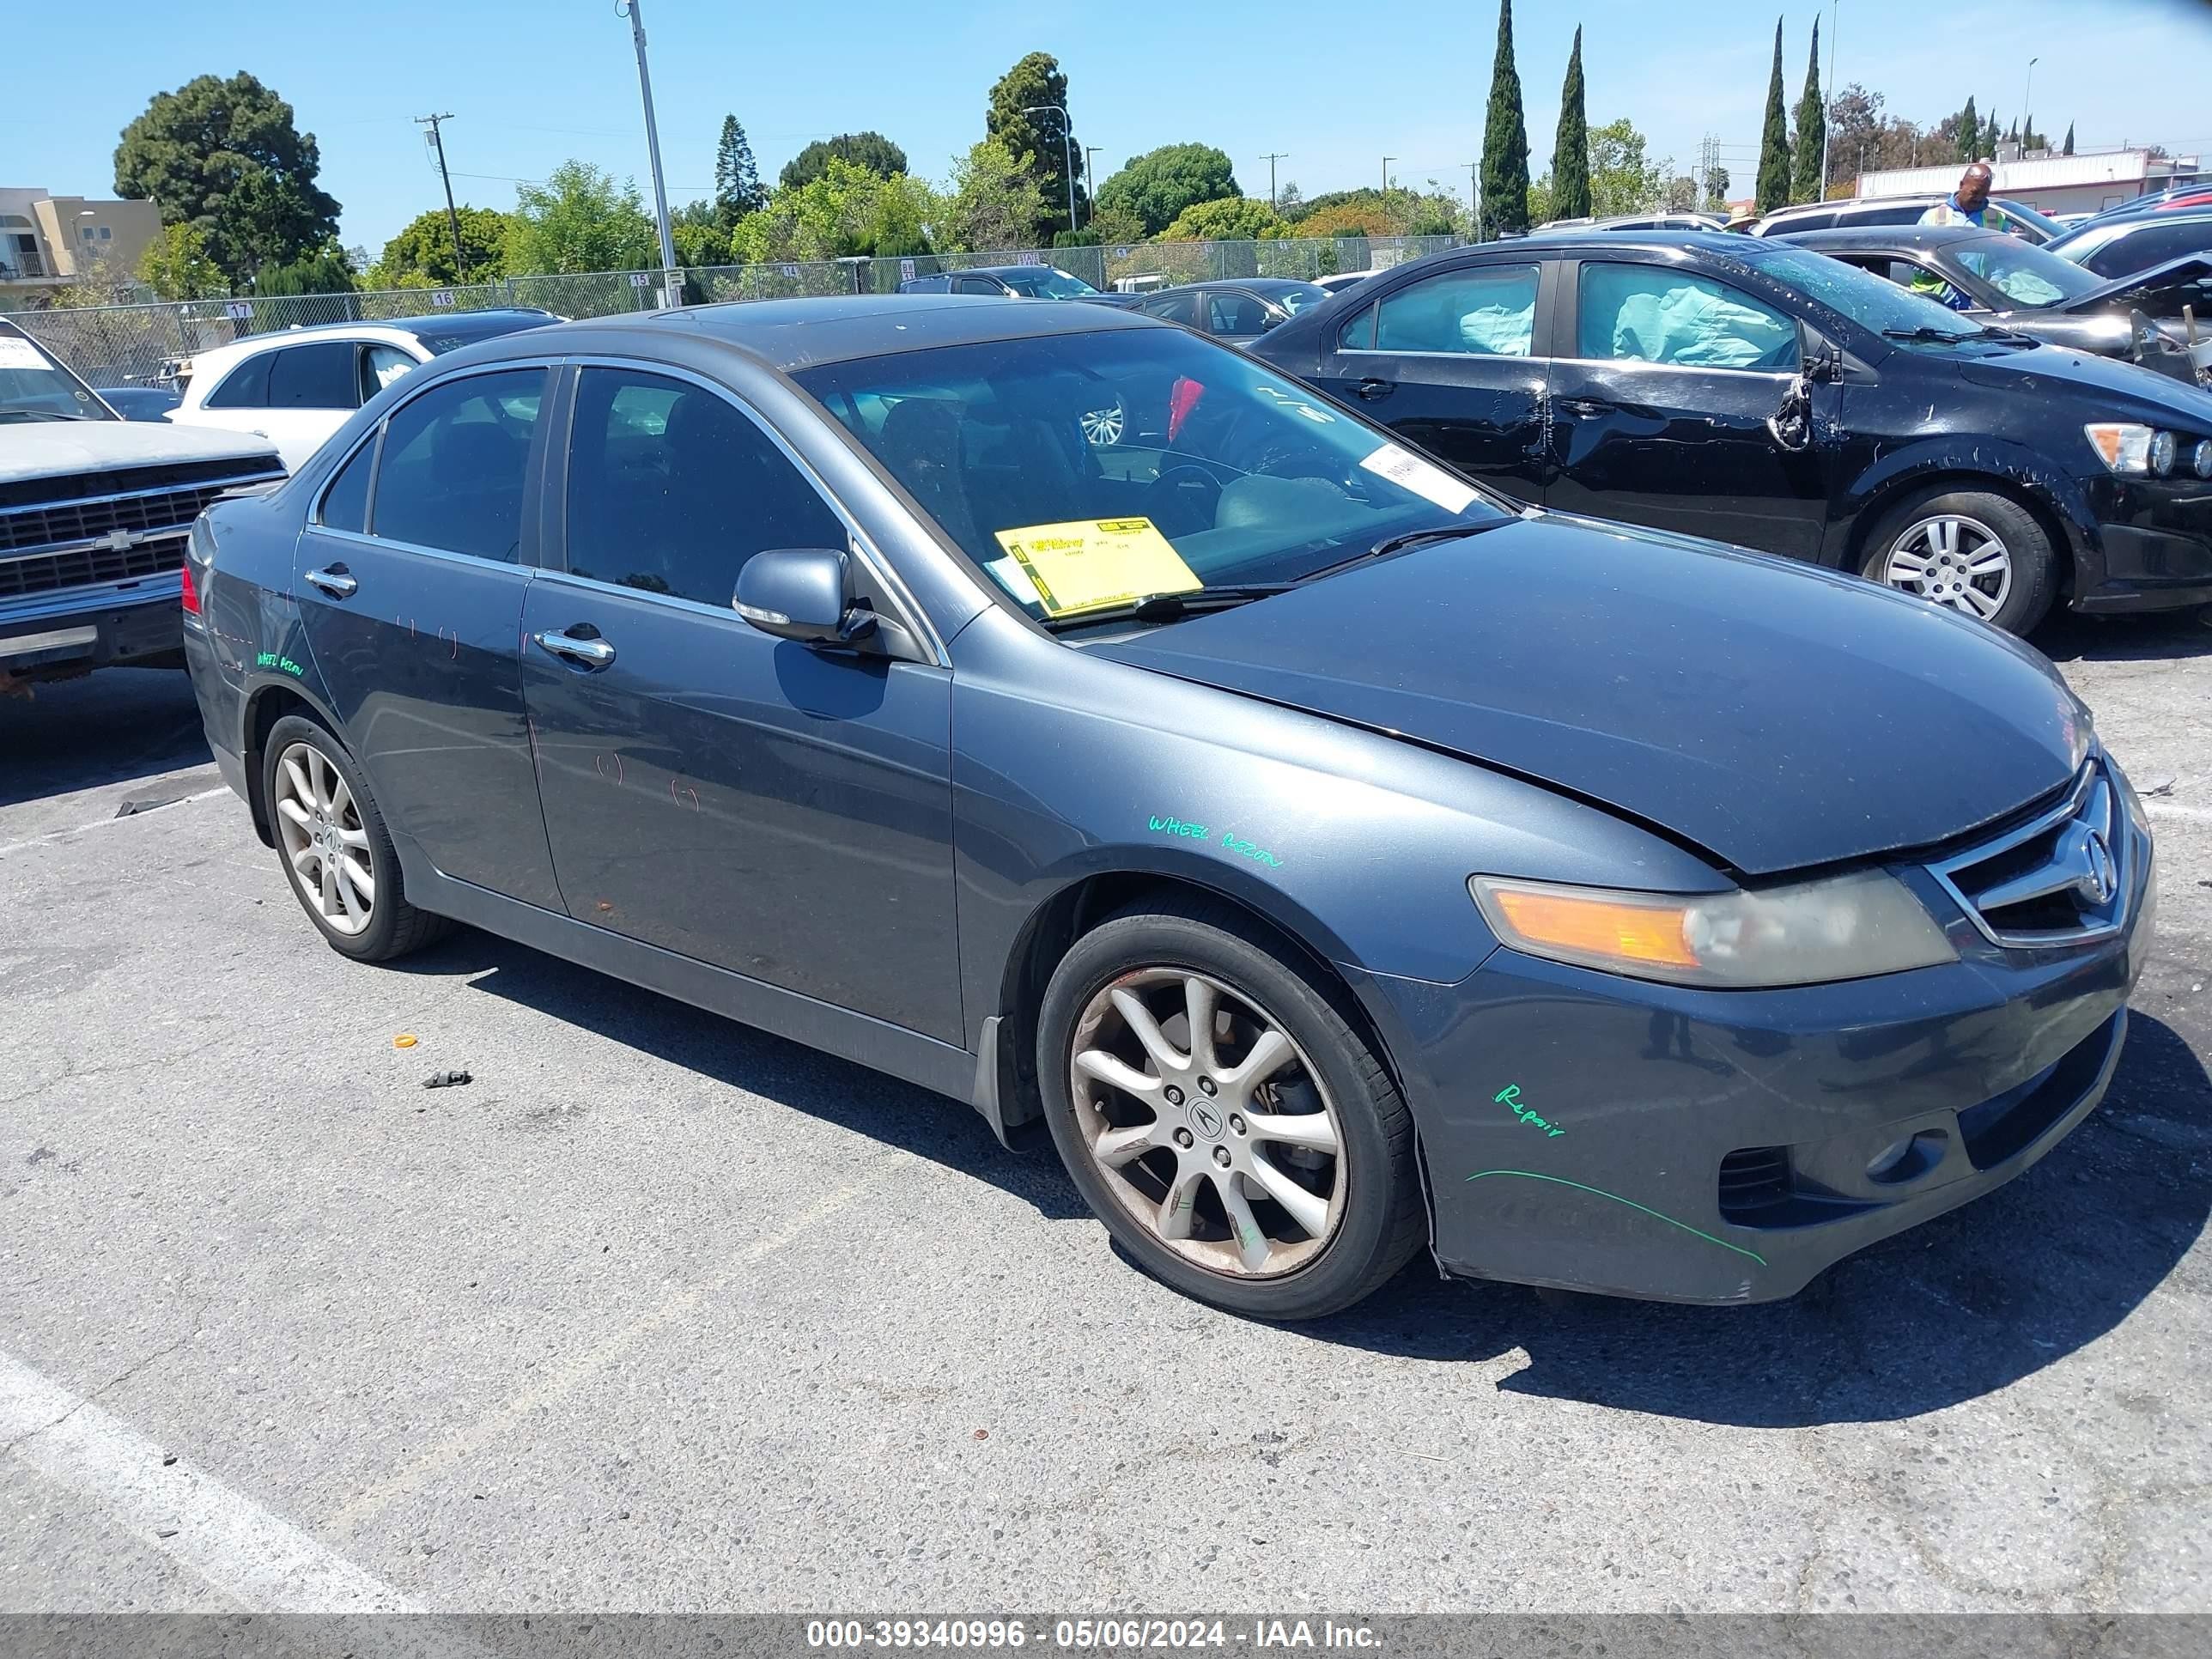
[1948,235,2105,307]
[1271,283,1331,314]
[1001,267,1098,298]
[0,324,117,422]
[1731,243,1990,343]
[795,326,1511,626]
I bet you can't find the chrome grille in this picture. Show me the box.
[0,478,254,557]
[0,535,185,601]
[1929,763,2128,948]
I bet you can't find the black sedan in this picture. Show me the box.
[1249,230,2212,634]
[1780,224,2212,386]
[1132,279,1332,343]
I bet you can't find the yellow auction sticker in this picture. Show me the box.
[994,517,1201,617]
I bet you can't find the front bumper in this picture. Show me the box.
[1,572,185,678]
[2071,476,2212,613]
[1356,806,2154,1304]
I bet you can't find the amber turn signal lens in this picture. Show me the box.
[1486,887,1698,970]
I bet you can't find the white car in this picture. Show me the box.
[165,310,557,471]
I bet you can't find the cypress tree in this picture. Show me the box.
[2062,122,2075,155]
[1790,18,1826,203]
[1958,97,1980,163]
[1479,0,1532,238]
[1552,26,1591,221]
[1755,20,1793,213]
[714,115,764,225]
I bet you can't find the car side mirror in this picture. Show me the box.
[733,547,878,648]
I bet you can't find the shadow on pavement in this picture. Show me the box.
[0,667,210,810]
[2037,607,2212,665]
[1311,1012,2210,1426]
[386,927,1091,1222]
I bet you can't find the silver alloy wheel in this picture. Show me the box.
[1879,513,2013,621]
[273,740,375,937]
[1080,400,1126,447]
[1069,968,1346,1278]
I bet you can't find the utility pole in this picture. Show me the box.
[1465,161,1479,237]
[1382,155,1395,195]
[616,0,680,307]
[1260,152,1289,210]
[416,113,465,282]
[1084,145,1104,210]
[1024,105,1079,236]
[1820,0,1839,199]
[2023,56,2039,150]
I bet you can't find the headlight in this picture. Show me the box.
[2084,422,2172,475]
[2149,429,2178,475]
[2194,438,2212,479]
[1469,870,1957,988]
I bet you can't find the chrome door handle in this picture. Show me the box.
[1352,377,1395,400]
[304,566,357,599]
[533,629,616,668]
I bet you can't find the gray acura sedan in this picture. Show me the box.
[182,295,2155,1320]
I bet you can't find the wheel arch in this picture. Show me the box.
[240,678,341,848]
[986,866,1406,1136]
[1840,455,2095,605]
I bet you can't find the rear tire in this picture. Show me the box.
[1036,901,1424,1321]
[1858,487,2058,635]
[262,714,453,963]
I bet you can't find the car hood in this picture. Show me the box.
[0,418,281,484]
[1096,516,2087,877]
[1957,337,2212,422]
[2056,252,2212,314]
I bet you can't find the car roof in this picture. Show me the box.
[1778,224,2001,252]
[543,293,1158,372]
[185,309,556,367]
[1153,277,1323,294]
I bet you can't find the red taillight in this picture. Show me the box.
[180,562,201,615]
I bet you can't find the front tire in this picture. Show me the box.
[262,714,451,963]
[1858,487,2058,635]
[1036,902,1424,1320]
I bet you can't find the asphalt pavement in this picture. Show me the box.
[1,613,2208,1616]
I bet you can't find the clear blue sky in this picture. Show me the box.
[9,0,2210,255]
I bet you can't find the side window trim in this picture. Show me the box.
[550,355,944,665]
[351,361,557,568]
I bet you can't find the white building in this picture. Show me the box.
[1857,148,2203,217]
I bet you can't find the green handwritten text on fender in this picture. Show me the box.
[254,651,304,678]
[1494,1083,1564,1138]
[1147,816,1284,868]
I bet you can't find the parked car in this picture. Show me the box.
[2047,210,2212,282]
[1311,270,1382,296]
[1750,195,2065,244]
[0,318,283,686]
[1781,224,2212,385]
[1539,212,1729,234]
[166,309,559,471]
[896,264,1109,301]
[185,293,2152,1318]
[95,384,185,421]
[1247,229,2212,634]
[2065,185,2212,232]
[1131,278,1333,342]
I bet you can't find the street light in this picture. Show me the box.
[615,0,680,309]
[1382,155,1395,194]
[1084,145,1104,208]
[1023,105,1078,236]
[2025,57,2039,150]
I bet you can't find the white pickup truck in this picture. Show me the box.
[1,318,284,688]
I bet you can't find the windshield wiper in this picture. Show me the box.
[1038,584,1293,632]
[1295,516,1510,586]
[0,408,101,422]
[1882,325,1981,345]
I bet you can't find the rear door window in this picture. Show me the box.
[368,368,544,562]
[267,342,362,410]
[1371,264,1540,356]
[1206,290,1274,337]
[2088,221,2212,278]
[204,351,273,409]
[1577,263,1800,370]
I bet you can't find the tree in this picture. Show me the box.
[714,115,766,224]
[1958,96,1981,162]
[1297,198,1400,239]
[1277,180,1304,216]
[374,205,508,285]
[113,72,340,284]
[1790,18,1826,204]
[1754,20,1793,213]
[137,222,224,299]
[1094,144,1240,238]
[1552,26,1591,221]
[1589,119,1669,216]
[1480,0,1532,238]
[1702,165,1731,213]
[726,161,936,263]
[985,52,1085,240]
[938,140,1048,254]
[253,246,355,295]
[1085,202,1146,248]
[780,132,906,191]
[2063,122,2075,155]
[507,161,659,274]
[1158,197,1288,242]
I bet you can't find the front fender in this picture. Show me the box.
[1837,433,2100,572]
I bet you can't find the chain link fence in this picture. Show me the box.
[9,234,1464,388]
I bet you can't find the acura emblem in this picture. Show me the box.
[2075,830,2118,907]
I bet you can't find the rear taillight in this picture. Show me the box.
[180,561,201,615]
